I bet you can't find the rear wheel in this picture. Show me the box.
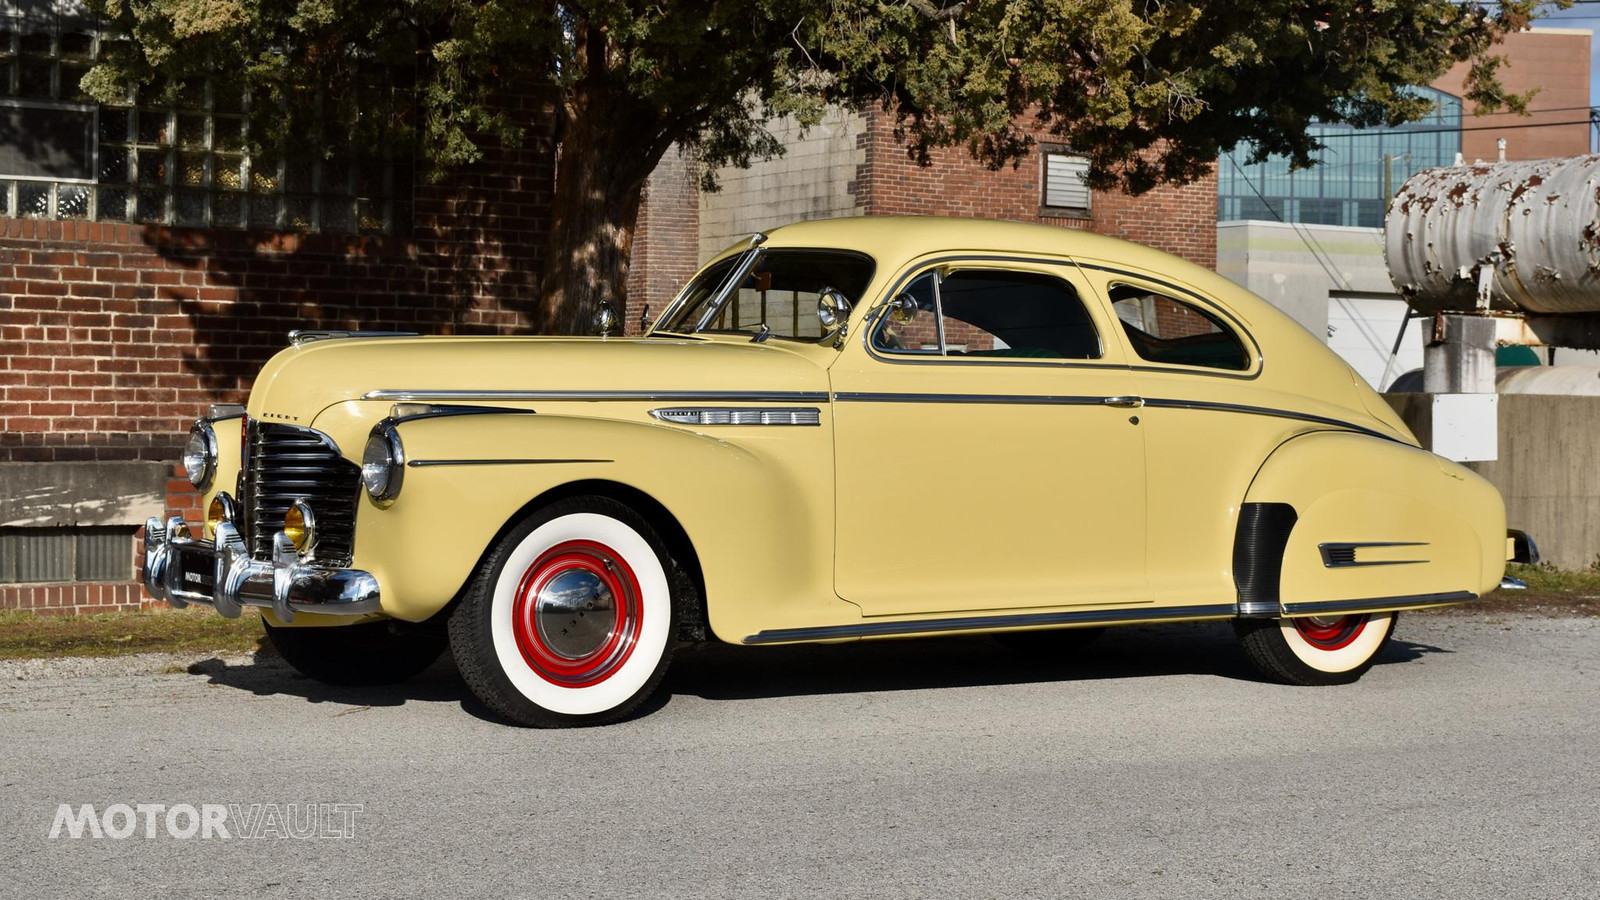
[449,497,681,727]
[263,620,445,686]
[1235,612,1397,686]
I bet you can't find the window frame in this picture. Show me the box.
[865,257,1115,368]
[1099,274,1261,377]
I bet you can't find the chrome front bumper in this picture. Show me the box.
[141,516,381,622]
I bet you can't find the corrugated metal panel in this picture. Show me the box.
[1045,154,1090,210]
[10,530,74,583]
[77,529,133,581]
[0,527,136,583]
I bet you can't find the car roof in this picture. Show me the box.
[759,215,1197,276]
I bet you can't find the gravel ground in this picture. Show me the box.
[1,612,1596,899]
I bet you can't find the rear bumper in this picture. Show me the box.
[140,516,381,622]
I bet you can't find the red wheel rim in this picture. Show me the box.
[1292,614,1369,651]
[511,540,643,687]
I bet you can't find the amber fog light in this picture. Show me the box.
[205,492,238,540]
[283,500,317,555]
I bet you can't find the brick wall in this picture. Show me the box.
[625,149,701,335]
[1436,30,1591,163]
[0,96,556,613]
[855,110,1217,269]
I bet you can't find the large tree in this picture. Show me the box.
[84,0,1558,332]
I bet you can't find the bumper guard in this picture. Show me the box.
[141,516,380,622]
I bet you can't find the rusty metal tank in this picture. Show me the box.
[1385,155,1600,314]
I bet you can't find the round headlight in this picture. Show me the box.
[183,420,218,488]
[361,424,405,506]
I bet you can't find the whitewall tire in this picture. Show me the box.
[451,497,681,726]
[1235,612,1397,686]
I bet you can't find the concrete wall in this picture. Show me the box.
[1387,393,1600,570]
[697,107,867,262]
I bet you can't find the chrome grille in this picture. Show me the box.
[243,420,361,567]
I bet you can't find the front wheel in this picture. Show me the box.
[449,497,681,727]
[1234,612,1397,686]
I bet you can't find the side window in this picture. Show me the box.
[873,268,1102,361]
[1109,283,1250,371]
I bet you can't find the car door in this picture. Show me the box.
[1073,262,1281,609]
[830,256,1150,617]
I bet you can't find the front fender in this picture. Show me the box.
[1244,431,1505,612]
[314,403,837,638]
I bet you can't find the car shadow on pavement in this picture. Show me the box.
[189,648,475,709]
[663,621,1452,703]
[185,620,1458,719]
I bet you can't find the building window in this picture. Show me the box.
[0,10,402,233]
[1042,151,1091,212]
[1218,86,1462,228]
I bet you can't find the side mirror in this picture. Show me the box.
[888,292,919,325]
[817,288,852,330]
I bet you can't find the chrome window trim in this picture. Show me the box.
[859,254,1265,380]
[363,389,830,403]
[863,255,1110,367]
[1071,261,1265,380]
[743,603,1240,644]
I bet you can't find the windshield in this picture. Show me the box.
[658,248,876,341]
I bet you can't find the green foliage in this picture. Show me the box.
[82,1,1560,192]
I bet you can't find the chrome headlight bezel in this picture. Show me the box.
[361,422,405,507]
[183,419,218,489]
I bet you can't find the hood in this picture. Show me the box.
[246,335,833,423]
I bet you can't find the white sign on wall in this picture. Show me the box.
[1431,393,1498,463]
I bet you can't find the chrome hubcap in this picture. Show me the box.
[533,568,618,659]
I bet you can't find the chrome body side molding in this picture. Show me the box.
[742,603,1239,645]
[1280,591,1475,617]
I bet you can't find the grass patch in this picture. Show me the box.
[1418,563,1600,617]
[0,607,268,660]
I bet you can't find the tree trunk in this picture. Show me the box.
[536,91,664,335]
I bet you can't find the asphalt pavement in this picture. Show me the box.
[1,612,1596,899]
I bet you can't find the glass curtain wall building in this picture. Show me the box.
[1218,87,1463,228]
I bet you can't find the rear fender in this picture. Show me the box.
[1243,431,1505,614]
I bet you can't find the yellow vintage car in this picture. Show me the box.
[142,217,1510,726]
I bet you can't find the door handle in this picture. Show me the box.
[1103,396,1145,409]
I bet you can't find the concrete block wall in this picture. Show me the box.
[1387,392,1600,571]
